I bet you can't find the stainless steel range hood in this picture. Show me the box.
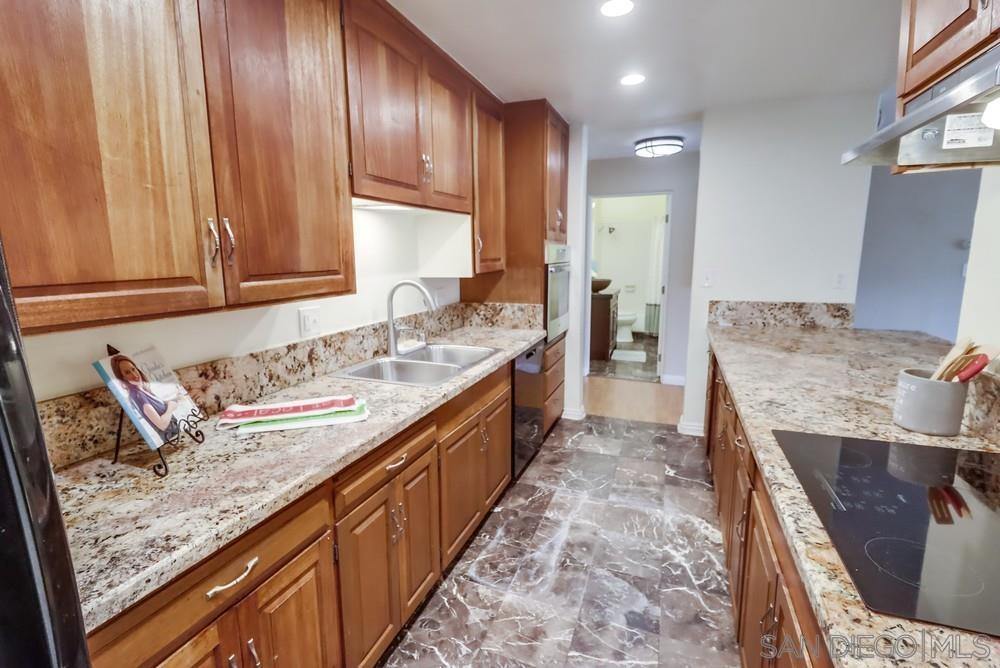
[843,48,1000,170]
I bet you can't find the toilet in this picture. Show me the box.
[616,311,637,343]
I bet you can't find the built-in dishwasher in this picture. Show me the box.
[512,340,545,479]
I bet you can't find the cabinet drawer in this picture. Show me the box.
[543,356,565,398]
[544,338,566,370]
[89,488,333,668]
[334,422,436,516]
[543,381,565,434]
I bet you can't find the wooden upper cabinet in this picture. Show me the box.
[0,0,224,329]
[421,55,473,213]
[473,93,507,273]
[898,0,996,95]
[545,112,569,243]
[343,0,426,206]
[344,0,473,213]
[235,532,342,668]
[201,0,355,306]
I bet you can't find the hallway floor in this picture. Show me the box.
[584,376,683,425]
[589,333,660,383]
[384,416,739,667]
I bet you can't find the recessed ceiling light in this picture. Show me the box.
[634,136,685,158]
[620,73,645,86]
[600,0,634,17]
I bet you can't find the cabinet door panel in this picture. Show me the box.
[545,115,568,243]
[439,416,485,568]
[236,532,341,668]
[0,0,224,328]
[395,447,441,621]
[727,463,752,620]
[422,56,473,212]
[738,493,779,668]
[900,0,991,94]
[482,390,512,510]
[344,0,425,205]
[158,611,241,668]
[337,484,400,668]
[473,95,506,273]
[203,0,355,305]
[771,576,814,668]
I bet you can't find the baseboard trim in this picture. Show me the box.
[660,374,685,386]
[677,419,705,437]
[562,407,587,421]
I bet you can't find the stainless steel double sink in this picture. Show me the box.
[338,344,497,387]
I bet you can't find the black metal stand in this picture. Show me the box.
[106,345,208,478]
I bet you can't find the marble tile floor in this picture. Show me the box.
[383,416,740,667]
[589,333,660,383]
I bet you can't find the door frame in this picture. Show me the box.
[584,191,673,383]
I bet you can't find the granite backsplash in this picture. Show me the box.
[40,302,542,470]
[708,300,854,328]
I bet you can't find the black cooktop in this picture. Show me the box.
[773,431,1000,637]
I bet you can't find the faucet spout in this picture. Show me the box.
[387,280,438,358]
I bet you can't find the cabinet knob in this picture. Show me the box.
[223,217,236,266]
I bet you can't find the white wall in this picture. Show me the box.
[854,166,980,341]
[679,93,876,435]
[591,195,668,333]
[563,124,590,420]
[958,168,1000,356]
[24,208,463,400]
[588,152,700,383]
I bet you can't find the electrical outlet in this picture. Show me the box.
[298,306,321,338]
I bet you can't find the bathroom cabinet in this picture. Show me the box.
[590,290,619,361]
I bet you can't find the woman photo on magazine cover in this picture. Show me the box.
[109,354,180,442]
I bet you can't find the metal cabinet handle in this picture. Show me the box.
[476,235,484,254]
[222,217,236,266]
[734,435,745,450]
[479,427,487,452]
[247,638,262,668]
[759,582,775,633]
[205,556,259,599]
[228,655,239,668]
[385,453,407,471]
[715,378,724,385]
[736,508,748,541]
[723,400,734,412]
[207,218,221,267]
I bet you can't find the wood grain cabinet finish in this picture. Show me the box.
[336,482,400,668]
[0,0,225,329]
[738,493,780,668]
[482,389,513,510]
[473,93,507,274]
[158,612,241,668]
[438,413,487,568]
[898,0,997,96]
[343,0,473,214]
[201,0,355,306]
[394,446,441,621]
[545,112,569,244]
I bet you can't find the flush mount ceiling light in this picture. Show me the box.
[600,0,634,17]
[619,73,645,86]
[634,136,685,158]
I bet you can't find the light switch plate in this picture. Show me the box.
[298,306,321,338]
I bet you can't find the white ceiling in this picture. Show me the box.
[389,0,901,159]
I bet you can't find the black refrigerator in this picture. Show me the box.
[0,245,90,667]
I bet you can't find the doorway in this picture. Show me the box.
[586,193,671,383]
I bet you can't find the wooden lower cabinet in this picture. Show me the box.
[708,360,831,668]
[336,482,402,668]
[160,532,341,668]
[439,413,488,567]
[159,613,241,668]
[396,447,442,621]
[482,389,513,509]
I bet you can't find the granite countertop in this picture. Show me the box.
[57,326,545,633]
[708,325,1000,667]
